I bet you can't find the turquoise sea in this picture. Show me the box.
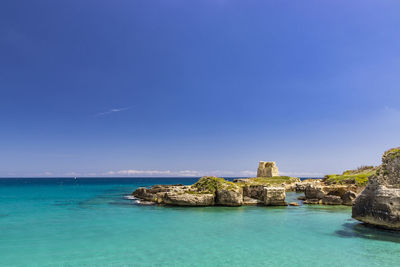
[1,178,400,267]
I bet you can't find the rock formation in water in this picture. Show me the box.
[132,176,288,207]
[303,184,359,205]
[257,161,279,177]
[352,147,400,230]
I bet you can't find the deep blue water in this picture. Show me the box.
[1,178,400,266]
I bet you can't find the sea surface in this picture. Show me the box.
[1,178,400,267]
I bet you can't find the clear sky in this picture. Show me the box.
[1,0,399,177]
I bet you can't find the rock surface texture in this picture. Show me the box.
[352,148,400,230]
[257,161,279,177]
[303,184,360,206]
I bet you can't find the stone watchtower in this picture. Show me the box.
[257,161,279,177]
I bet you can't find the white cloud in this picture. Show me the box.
[94,107,131,117]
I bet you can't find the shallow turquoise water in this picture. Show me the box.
[1,178,400,267]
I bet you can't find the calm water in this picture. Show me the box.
[1,178,400,267]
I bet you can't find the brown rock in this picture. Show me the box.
[322,195,343,205]
[342,191,357,206]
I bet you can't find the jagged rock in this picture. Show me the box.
[353,148,400,229]
[322,195,343,205]
[243,185,265,200]
[163,192,215,206]
[257,161,279,177]
[342,191,357,206]
[263,187,286,206]
[132,187,157,202]
[305,185,326,199]
[304,184,349,205]
[295,179,323,192]
[216,188,243,206]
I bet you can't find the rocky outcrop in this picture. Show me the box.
[263,187,286,206]
[295,179,323,192]
[342,191,357,206]
[321,195,343,205]
[243,185,265,200]
[257,161,279,177]
[163,192,215,206]
[216,188,243,206]
[352,148,400,230]
[304,184,356,206]
[132,176,288,207]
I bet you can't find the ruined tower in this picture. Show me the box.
[257,161,279,177]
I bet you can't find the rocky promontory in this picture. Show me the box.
[352,147,400,230]
[132,176,296,207]
[301,166,378,206]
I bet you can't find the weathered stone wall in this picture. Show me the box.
[257,161,279,177]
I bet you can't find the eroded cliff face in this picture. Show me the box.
[352,148,400,229]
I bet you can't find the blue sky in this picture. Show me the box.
[1,0,399,177]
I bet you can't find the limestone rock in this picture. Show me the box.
[304,184,348,205]
[342,191,357,206]
[132,188,157,202]
[257,161,279,177]
[216,188,243,206]
[352,147,400,229]
[262,187,287,206]
[304,199,321,204]
[243,197,262,205]
[322,195,343,205]
[163,192,215,206]
[304,185,326,199]
[243,185,265,200]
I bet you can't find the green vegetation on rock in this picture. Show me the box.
[324,166,377,186]
[193,176,237,194]
[383,147,400,160]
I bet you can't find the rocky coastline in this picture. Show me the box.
[132,148,400,230]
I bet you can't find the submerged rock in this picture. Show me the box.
[352,147,400,230]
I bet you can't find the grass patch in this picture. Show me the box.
[193,176,238,194]
[324,167,377,186]
[384,147,400,160]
